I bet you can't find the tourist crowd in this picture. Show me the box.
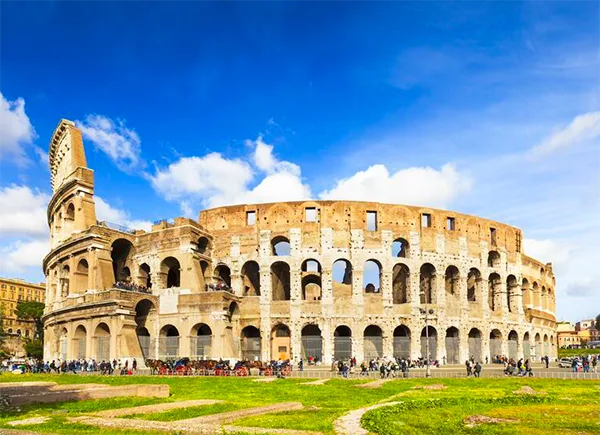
[113,281,151,293]
[1,358,139,375]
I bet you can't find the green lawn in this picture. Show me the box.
[557,348,600,358]
[0,374,598,435]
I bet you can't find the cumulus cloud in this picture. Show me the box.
[0,92,37,165]
[0,185,50,237]
[565,281,595,298]
[529,111,600,157]
[0,239,49,274]
[318,163,472,208]
[95,196,152,231]
[77,114,143,172]
[523,238,572,270]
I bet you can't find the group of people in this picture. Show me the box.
[113,281,151,293]
[206,281,232,292]
[2,358,138,375]
[571,355,598,372]
[327,356,440,378]
[464,359,483,377]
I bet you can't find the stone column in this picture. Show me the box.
[382,326,393,358]
[381,271,393,307]
[459,271,469,312]
[259,270,271,361]
[352,269,364,307]
[322,321,333,365]
[290,270,302,302]
[321,269,333,305]
[410,325,421,360]
[353,333,364,363]
[410,272,420,310]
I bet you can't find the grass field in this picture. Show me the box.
[557,347,600,358]
[0,374,598,435]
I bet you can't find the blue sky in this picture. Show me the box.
[0,1,598,321]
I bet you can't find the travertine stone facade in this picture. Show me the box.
[43,119,557,365]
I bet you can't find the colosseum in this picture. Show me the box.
[43,119,557,366]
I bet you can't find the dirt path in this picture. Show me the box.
[354,378,395,389]
[333,402,401,435]
[301,379,329,385]
[179,402,303,424]
[93,399,224,418]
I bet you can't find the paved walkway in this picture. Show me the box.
[333,402,402,435]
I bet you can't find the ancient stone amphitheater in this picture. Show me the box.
[43,119,557,366]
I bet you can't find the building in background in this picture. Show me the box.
[0,277,46,338]
[556,322,581,348]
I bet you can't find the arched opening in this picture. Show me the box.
[139,263,152,289]
[468,328,482,362]
[271,236,291,256]
[161,257,181,288]
[532,282,540,308]
[467,268,481,302]
[74,325,86,359]
[60,265,70,297]
[227,301,240,322]
[488,273,501,311]
[487,250,500,268]
[191,323,212,359]
[74,259,89,293]
[522,278,531,309]
[198,260,208,291]
[213,264,231,290]
[241,261,260,296]
[445,266,460,298]
[419,263,436,304]
[271,324,291,360]
[332,259,353,298]
[66,203,75,221]
[363,325,383,359]
[271,261,290,301]
[111,239,134,283]
[159,325,180,360]
[301,259,322,300]
[393,325,411,359]
[523,332,531,359]
[508,330,518,359]
[60,328,68,360]
[541,286,547,311]
[489,329,502,360]
[301,325,322,363]
[543,334,549,356]
[95,323,111,361]
[363,260,382,293]
[135,299,155,358]
[445,327,460,364]
[241,326,261,361]
[420,326,438,360]
[391,238,409,258]
[534,333,541,359]
[196,236,210,254]
[506,275,517,312]
[392,264,409,304]
[333,325,352,361]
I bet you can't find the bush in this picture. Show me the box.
[24,339,43,359]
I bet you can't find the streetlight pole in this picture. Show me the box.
[419,301,434,378]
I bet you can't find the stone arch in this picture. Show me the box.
[506,275,518,312]
[468,328,482,362]
[111,238,134,283]
[522,278,531,309]
[392,263,409,304]
[333,325,352,361]
[214,264,231,289]
[74,259,89,293]
[271,235,290,256]
[301,324,323,362]
[543,333,549,356]
[60,264,70,297]
[489,329,502,359]
[467,268,481,302]
[66,202,75,221]
[363,259,382,293]
[271,324,291,360]
[445,327,460,364]
[227,301,240,322]
[241,326,261,361]
[393,325,411,358]
[191,323,212,359]
[420,326,437,360]
[487,250,500,268]
[198,260,209,291]
[332,259,352,299]
[363,325,383,359]
[488,273,501,311]
[302,259,322,300]
[135,299,155,359]
[159,324,180,360]
[241,261,260,296]
[95,323,111,361]
[271,261,290,301]
[419,263,436,304]
[391,237,409,258]
[532,282,540,308]
[541,286,547,310]
[161,257,181,288]
[139,263,152,289]
[445,266,460,298]
[508,330,519,359]
[73,325,87,359]
[534,332,541,359]
[523,332,531,359]
[196,236,210,254]
[59,327,68,360]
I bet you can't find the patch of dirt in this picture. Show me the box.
[411,384,447,390]
[93,399,223,418]
[252,378,277,383]
[301,379,329,386]
[354,379,394,389]
[334,402,402,435]
[464,414,519,428]
[513,386,546,395]
[7,416,50,426]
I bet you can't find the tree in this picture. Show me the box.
[15,301,45,341]
[24,339,43,359]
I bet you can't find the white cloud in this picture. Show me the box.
[318,163,472,208]
[529,111,600,157]
[0,239,49,274]
[0,185,50,237]
[95,196,152,232]
[76,114,143,172]
[523,238,572,270]
[0,92,37,165]
[250,136,278,173]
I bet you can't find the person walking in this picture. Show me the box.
[474,361,482,378]
[465,360,472,377]
[299,358,304,371]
